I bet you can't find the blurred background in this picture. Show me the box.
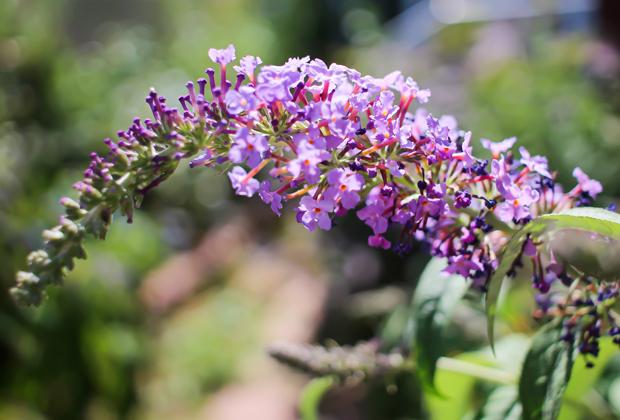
[1,0,620,419]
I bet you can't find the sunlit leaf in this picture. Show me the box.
[538,207,620,239]
[411,258,469,392]
[519,321,577,420]
[299,376,336,420]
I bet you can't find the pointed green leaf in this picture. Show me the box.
[411,258,469,392]
[299,376,335,420]
[519,321,578,420]
[537,207,620,239]
[485,226,531,352]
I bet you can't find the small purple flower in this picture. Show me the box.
[416,88,431,104]
[256,65,301,102]
[480,136,517,157]
[357,203,389,235]
[368,234,391,249]
[387,160,405,178]
[519,147,552,178]
[425,114,451,145]
[189,148,213,168]
[326,168,364,209]
[305,58,348,85]
[492,157,520,200]
[453,131,474,167]
[234,56,263,81]
[395,76,431,103]
[229,127,269,167]
[259,181,283,216]
[373,90,397,120]
[494,185,540,223]
[572,167,602,199]
[293,125,327,150]
[228,166,259,197]
[284,56,310,72]
[460,227,476,244]
[413,196,447,220]
[208,44,236,66]
[298,195,334,231]
[287,142,329,184]
[444,255,483,278]
[426,182,446,199]
[224,86,259,115]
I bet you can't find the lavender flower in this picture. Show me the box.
[228,166,260,197]
[519,146,552,178]
[326,168,364,210]
[259,181,283,216]
[234,55,263,84]
[572,167,603,198]
[298,195,334,231]
[208,44,236,65]
[480,136,517,157]
[224,86,260,114]
[229,127,268,167]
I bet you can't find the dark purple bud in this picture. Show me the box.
[454,190,472,208]
[380,185,393,197]
[291,82,305,101]
[235,73,246,90]
[205,68,216,95]
[417,180,427,192]
[349,160,364,172]
[197,78,207,96]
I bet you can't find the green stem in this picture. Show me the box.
[436,356,516,385]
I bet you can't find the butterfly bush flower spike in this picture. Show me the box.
[11,44,619,363]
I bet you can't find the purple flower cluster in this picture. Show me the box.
[12,44,618,359]
[179,46,603,292]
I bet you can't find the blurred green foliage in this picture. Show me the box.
[468,37,620,196]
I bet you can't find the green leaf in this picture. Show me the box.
[379,304,409,352]
[485,226,533,352]
[411,258,469,392]
[479,386,523,420]
[299,376,336,420]
[486,207,620,349]
[519,321,578,420]
[537,207,620,239]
